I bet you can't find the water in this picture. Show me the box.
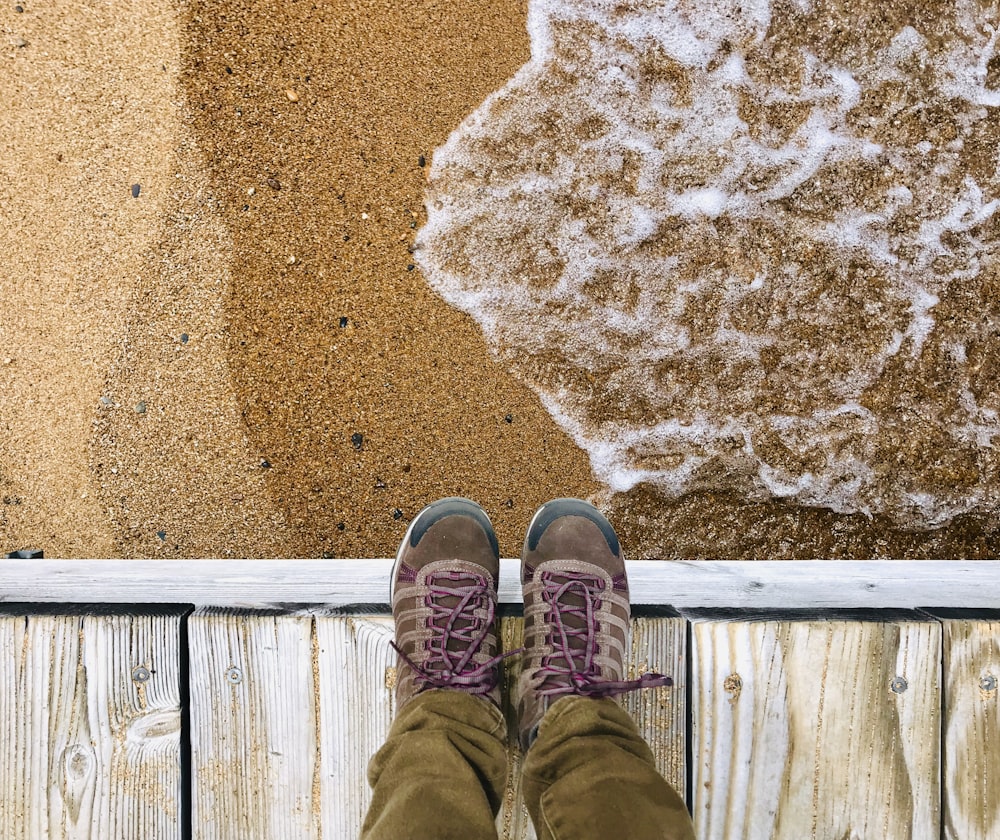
[416,0,1000,530]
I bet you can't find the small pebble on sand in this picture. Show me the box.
[352,432,364,450]
[14,36,27,47]
[266,177,282,190]
[131,183,141,198]
[135,401,147,414]
[180,333,189,344]
[247,186,256,196]
[285,88,299,102]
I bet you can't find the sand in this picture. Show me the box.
[1,0,997,560]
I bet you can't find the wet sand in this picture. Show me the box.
[1,0,996,559]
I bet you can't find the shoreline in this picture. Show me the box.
[2,0,996,560]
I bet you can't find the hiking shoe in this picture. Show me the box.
[516,498,672,750]
[391,497,506,710]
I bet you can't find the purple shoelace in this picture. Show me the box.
[392,570,515,695]
[534,570,672,699]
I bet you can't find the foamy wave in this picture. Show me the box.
[417,0,1000,528]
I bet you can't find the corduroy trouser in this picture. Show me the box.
[360,689,695,840]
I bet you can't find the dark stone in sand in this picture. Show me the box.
[131,184,141,198]
[5,548,42,558]
[352,432,364,450]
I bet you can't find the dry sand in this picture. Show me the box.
[1,0,996,560]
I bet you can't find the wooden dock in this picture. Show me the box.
[1,560,999,839]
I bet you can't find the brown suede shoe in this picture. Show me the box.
[391,497,505,710]
[516,498,672,751]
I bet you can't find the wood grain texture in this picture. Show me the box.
[188,611,318,839]
[188,613,398,840]
[0,612,182,839]
[691,617,940,840]
[316,614,396,838]
[942,618,1000,840]
[5,560,1000,609]
[496,615,688,840]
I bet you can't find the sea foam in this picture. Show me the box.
[416,0,1000,528]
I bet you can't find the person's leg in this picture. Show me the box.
[515,498,695,840]
[521,696,693,840]
[361,498,511,840]
[361,689,507,840]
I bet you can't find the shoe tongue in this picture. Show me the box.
[426,569,490,656]
[544,571,600,648]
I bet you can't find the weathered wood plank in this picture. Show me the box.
[941,617,1000,840]
[187,612,685,838]
[5,560,1000,609]
[188,611,318,839]
[691,617,940,840]
[496,615,688,840]
[0,618,14,834]
[0,612,182,839]
[315,614,395,838]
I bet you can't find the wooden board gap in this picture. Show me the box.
[682,606,941,623]
[0,602,195,617]
[924,607,1000,621]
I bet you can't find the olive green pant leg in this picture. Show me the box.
[521,696,695,840]
[360,689,508,840]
